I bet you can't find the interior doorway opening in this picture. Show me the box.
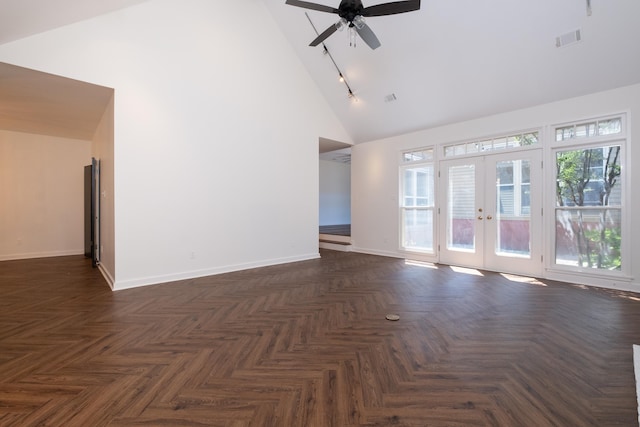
[319,137,352,252]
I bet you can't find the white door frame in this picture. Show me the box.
[438,149,543,277]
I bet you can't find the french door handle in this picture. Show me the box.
[487,215,493,220]
[477,216,483,220]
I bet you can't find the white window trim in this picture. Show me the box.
[399,147,437,260]
[544,113,631,283]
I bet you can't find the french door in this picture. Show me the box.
[439,150,542,276]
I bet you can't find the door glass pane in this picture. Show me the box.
[447,165,475,251]
[495,160,531,258]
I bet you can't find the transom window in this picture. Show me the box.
[444,131,539,158]
[555,117,622,142]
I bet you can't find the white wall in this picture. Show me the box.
[352,83,640,292]
[319,160,351,226]
[0,130,91,260]
[0,0,351,289]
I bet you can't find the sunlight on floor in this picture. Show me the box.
[404,260,438,269]
[500,273,547,287]
[449,266,484,276]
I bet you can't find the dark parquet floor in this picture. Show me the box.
[1,250,640,426]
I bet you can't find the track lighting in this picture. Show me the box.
[307,13,357,102]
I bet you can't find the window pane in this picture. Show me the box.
[522,161,530,183]
[563,127,574,140]
[402,208,433,251]
[493,137,507,150]
[443,132,538,158]
[403,149,434,163]
[496,210,530,257]
[521,184,531,215]
[403,167,434,206]
[573,122,596,138]
[454,144,466,156]
[466,142,480,154]
[401,164,434,252]
[523,133,538,145]
[598,118,621,136]
[404,169,417,207]
[556,118,620,141]
[497,185,514,215]
[507,135,521,148]
[555,145,621,207]
[555,209,621,270]
[497,162,514,185]
[480,140,492,151]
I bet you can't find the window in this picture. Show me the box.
[555,117,622,142]
[553,117,624,272]
[401,149,435,253]
[444,131,538,158]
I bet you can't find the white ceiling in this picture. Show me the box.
[0,0,639,144]
[0,0,150,45]
[0,62,113,140]
[264,0,640,143]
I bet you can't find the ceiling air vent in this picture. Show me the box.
[384,93,397,103]
[556,29,582,48]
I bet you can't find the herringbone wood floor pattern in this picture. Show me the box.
[1,251,639,426]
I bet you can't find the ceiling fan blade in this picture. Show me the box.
[356,23,381,50]
[362,0,421,17]
[310,22,340,46]
[285,0,339,14]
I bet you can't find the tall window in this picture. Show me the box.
[401,149,434,253]
[553,116,624,272]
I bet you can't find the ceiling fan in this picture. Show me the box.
[285,0,421,50]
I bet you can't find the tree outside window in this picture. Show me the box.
[555,145,622,270]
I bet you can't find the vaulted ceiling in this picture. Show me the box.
[266,0,640,142]
[1,0,639,143]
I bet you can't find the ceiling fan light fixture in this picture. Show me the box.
[353,15,366,30]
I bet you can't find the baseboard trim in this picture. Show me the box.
[319,241,352,252]
[350,247,404,259]
[112,253,321,291]
[98,264,116,290]
[0,250,84,262]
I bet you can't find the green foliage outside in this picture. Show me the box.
[555,146,621,270]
